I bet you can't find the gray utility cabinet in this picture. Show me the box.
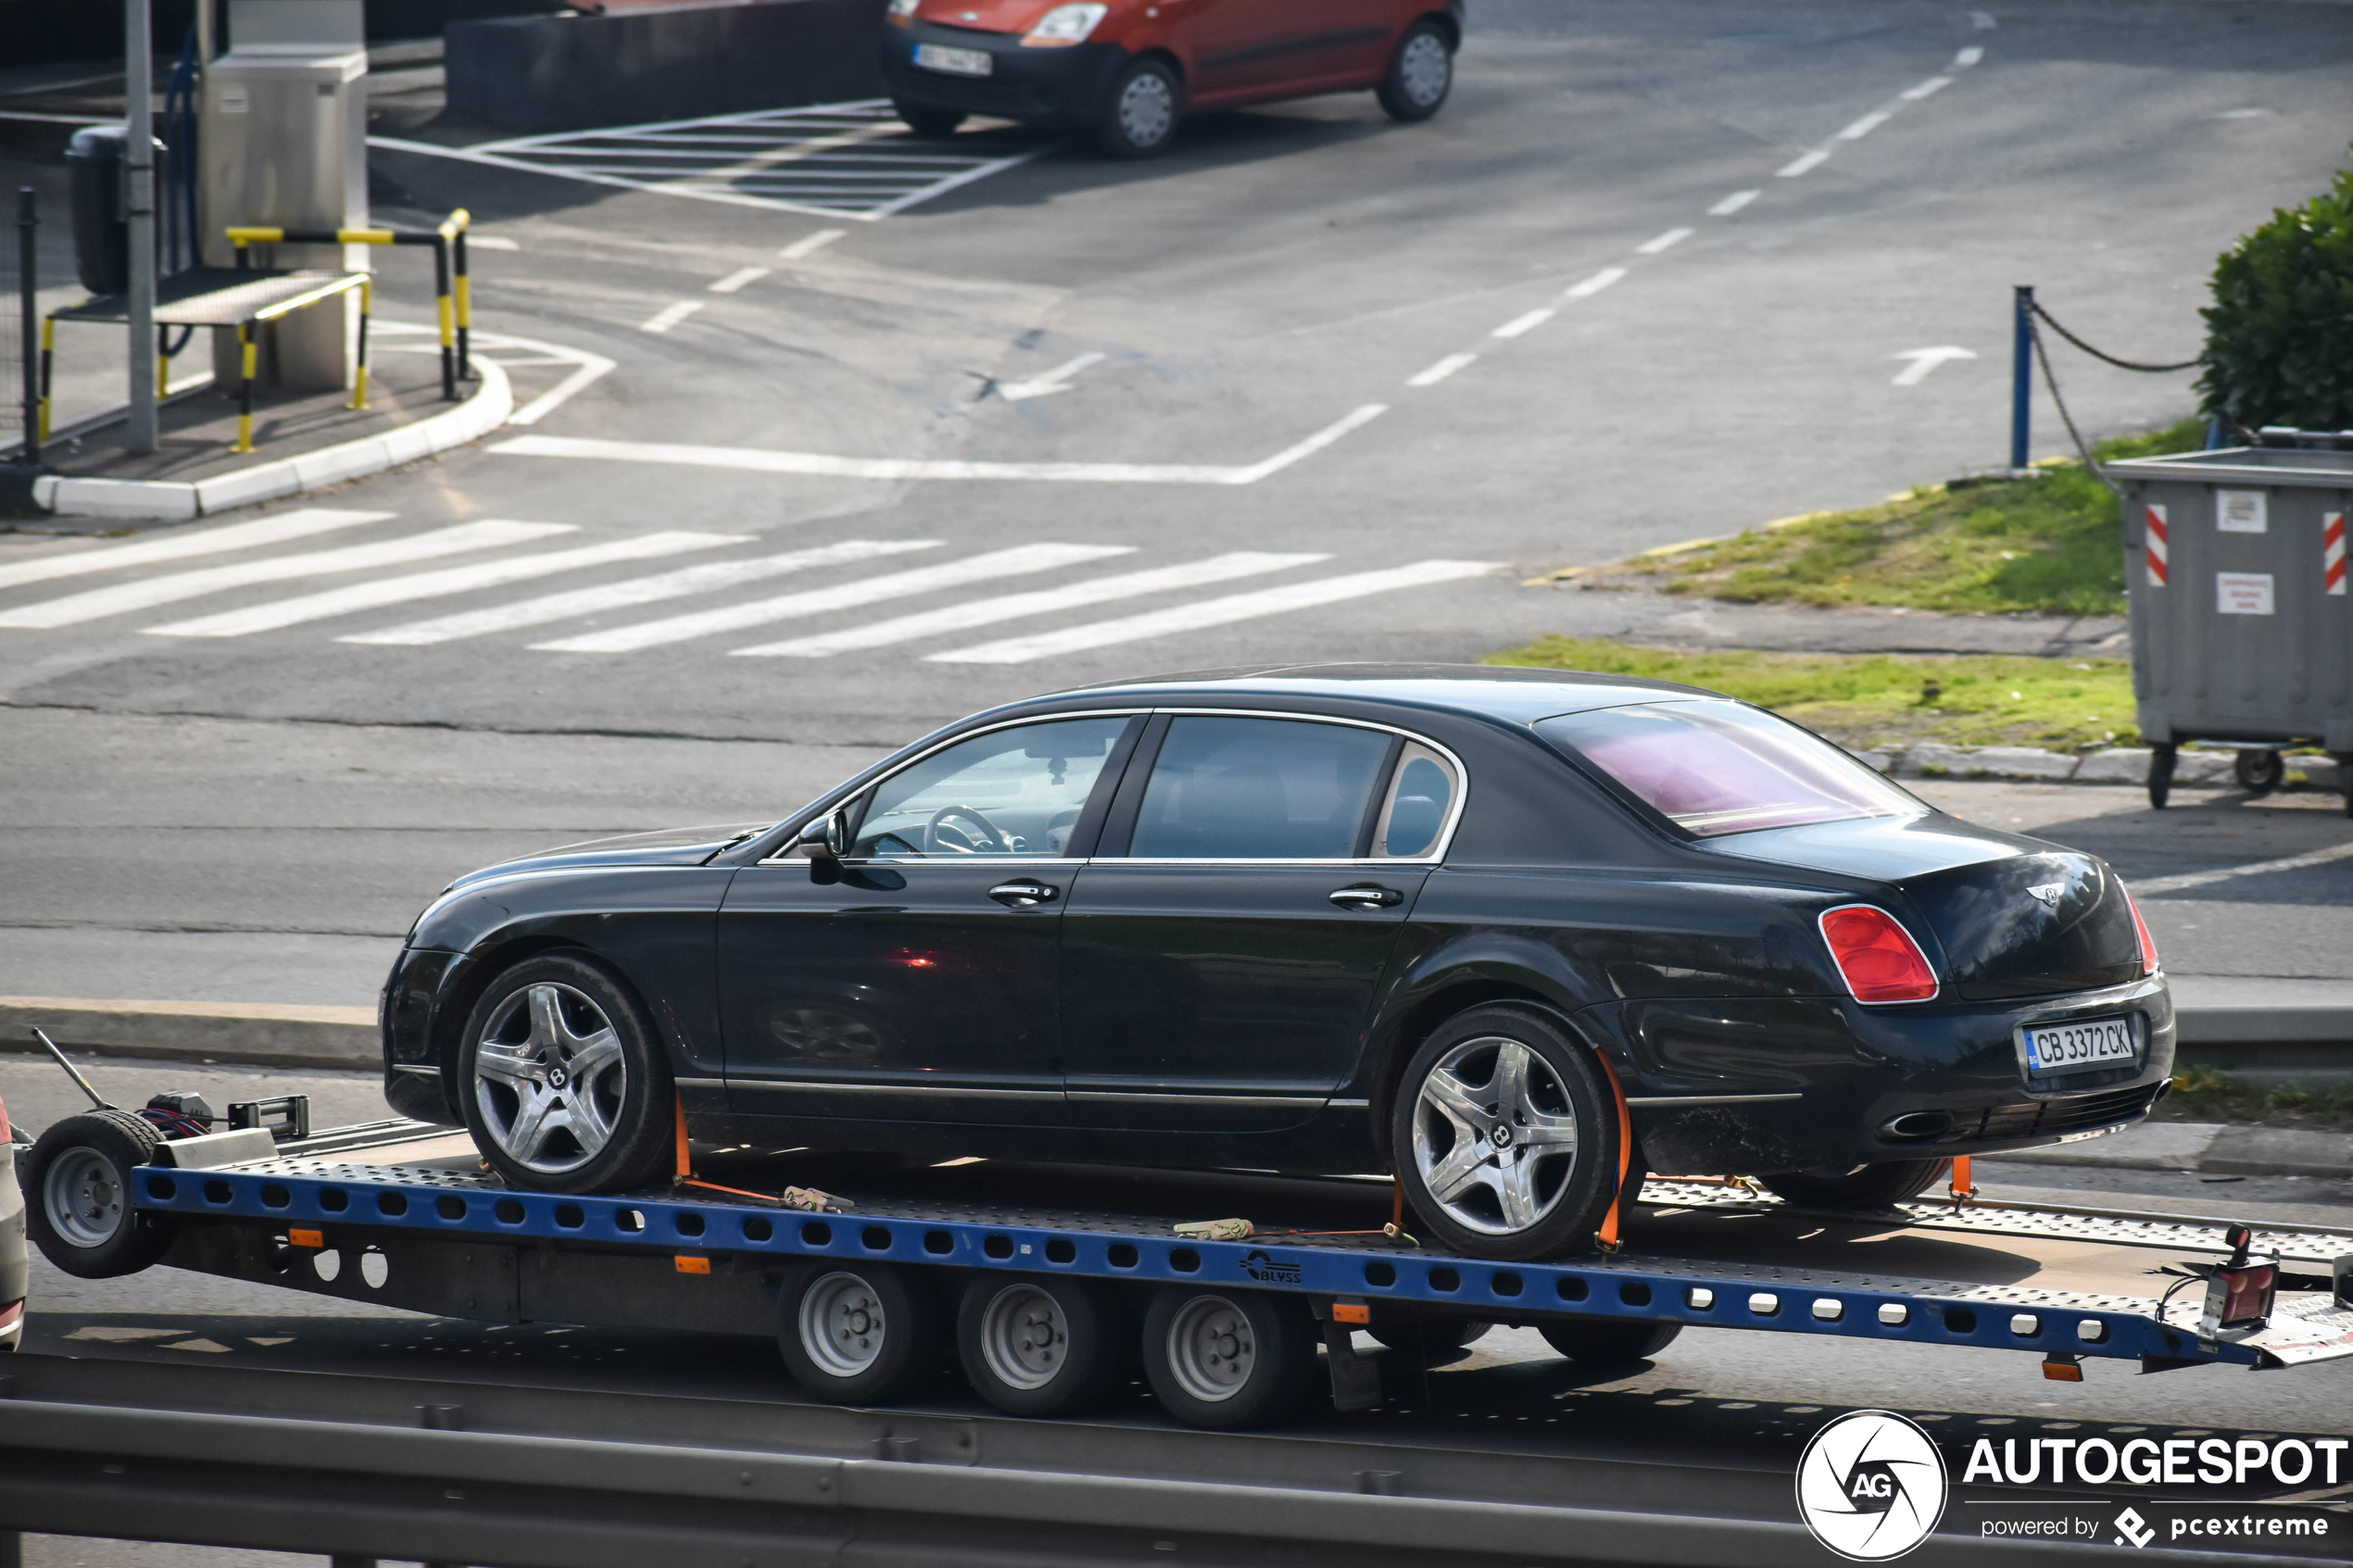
[2108,441,2353,812]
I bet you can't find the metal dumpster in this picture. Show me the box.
[2108,435,2353,813]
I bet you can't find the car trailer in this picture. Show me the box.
[24,1069,2353,1431]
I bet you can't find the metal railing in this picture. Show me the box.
[223,207,473,400]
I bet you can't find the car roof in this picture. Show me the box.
[1051,661,1722,726]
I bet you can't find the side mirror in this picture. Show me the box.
[798,809,851,859]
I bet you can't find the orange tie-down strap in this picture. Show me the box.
[1593,1053,1635,1252]
[1949,1153,1977,1207]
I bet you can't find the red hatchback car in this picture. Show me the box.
[881,0,1462,156]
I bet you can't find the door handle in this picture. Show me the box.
[988,879,1061,909]
[1328,884,1403,909]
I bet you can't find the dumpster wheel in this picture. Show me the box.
[2233,749,2284,796]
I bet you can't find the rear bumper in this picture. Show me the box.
[881,21,1130,124]
[1607,974,2177,1175]
[0,1299,21,1352]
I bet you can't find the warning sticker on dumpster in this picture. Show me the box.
[2217,490,2269,533]
[2216,572,2275,615]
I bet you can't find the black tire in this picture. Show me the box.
[956,1274,1130,1417]
[1097,56,1182,158]
[776,1260,949,1404]
[2234,749,2284,796]
[456,952,674,1195]
[2148,743,2176,810]
[1758,1158,1950,1210]
[1141,1286,1315,1429]
[894,100,964,139]
[1390,1004,1624,1261]
[1538,1317,1682,1367]
[23,1110,177,1279]
[1366,1318,1492,1359]
[1375,19,1453,122]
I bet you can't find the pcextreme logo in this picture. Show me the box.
[1795,1410,1951,1561]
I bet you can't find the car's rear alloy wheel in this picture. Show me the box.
[458,953,673,1193]
[1099,57,1180,158]
[1392,1005,1622,1260]
[22,1110,177,1279]
[957,1275,1129,1417]
[1759,1158,1951,1210]
[1142,1287,1315,1429]
[1377,21,1453,122]
[777,1261,948,1403]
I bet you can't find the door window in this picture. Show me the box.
[1371,743,1457,858]
[1128,716,1390,859]
[851,716,1131,858]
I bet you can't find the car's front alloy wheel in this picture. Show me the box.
[1391,1005,1624,1260]
[458,953,673,1193]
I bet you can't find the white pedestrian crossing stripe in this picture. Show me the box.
[0,512,1501,665]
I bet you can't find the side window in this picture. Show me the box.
[1128,716,1390,859]
[1373,743,1458,858]
[851,716,1131,858]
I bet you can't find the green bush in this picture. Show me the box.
[2199,151,2353,433]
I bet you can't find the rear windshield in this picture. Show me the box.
[1534,701,1921,838]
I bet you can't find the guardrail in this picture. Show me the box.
[225,207,472,399]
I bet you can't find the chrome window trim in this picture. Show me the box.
[756,708,1149,865]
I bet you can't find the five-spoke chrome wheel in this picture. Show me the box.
[976,1283,1066,1392]
[1409,1035,1581,1237]
[799,1270,889,1380]
[472,981,627,1177]
[43,1146,125,1249]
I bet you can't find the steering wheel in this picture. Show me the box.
[924,805,1008,855]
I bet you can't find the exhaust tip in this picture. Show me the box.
[1881,1110,1955,1140]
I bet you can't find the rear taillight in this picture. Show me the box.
[2125,888,2159,977]
[1818,905,1940,1004]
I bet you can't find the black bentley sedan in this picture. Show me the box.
[382,665,2173,1261]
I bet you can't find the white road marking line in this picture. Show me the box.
[1901,76,1954,101]
[1492,307,1554,339]
[143,532,746,639]
[374,320,614,429]
[469,235,521,251]
[735,551,1328,658]
[1955,45,1985,68]
[710,266,772,294]
[0,508,390,593]
[640,300,705,333]
[492,405,1389,487]
[1889,345,1977,386]
[1777,149,1831,178]
[1000,352,1106,402]
[1835,110,1893,141]
[1407,352,1478,388]
[343,539,940,646]
[780,228,846,258]
[533,543,1134,654]
[1971,11,1996,30]
[1562,266,1629,300]
[2133,840,2353,897]
[0,521,573,630]
[929,558,1503,665]
[1635,227,1693,255]
[1708,190,1760,216]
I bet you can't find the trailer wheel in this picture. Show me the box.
[775,1261,947,1404]
[1141,1287,1315,1429]
[1538,1317,1682,1367]
[2233,748,2284,796]
[957,1275,1131,1417]
[1366,1319,1492,1360]
[23,1110,177,1279]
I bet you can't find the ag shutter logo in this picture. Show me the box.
[1796,1411,1950,1561]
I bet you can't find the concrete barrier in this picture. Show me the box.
[447,0,890,134]
[2,997,378,1071]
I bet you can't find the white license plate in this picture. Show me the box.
[914,43,992,77]
[2020,1015,2137,1076]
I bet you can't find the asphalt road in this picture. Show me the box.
[6,3,2353,1559]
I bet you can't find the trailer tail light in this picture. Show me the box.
[2124,887,2160,977]
[2201,1224,2277,1338]
[1818,905,1939,1004]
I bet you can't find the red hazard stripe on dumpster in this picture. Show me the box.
[2327,512,2346,596]
[2145,505,2169,586]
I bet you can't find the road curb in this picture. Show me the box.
[1988,1119,2353,1180]
[29,358,513,522]
[1,997,378,1071]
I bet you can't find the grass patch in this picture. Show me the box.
[1567,417,2208,617]
[2155,1067,2353,1132]
[1484,637,2140,753]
